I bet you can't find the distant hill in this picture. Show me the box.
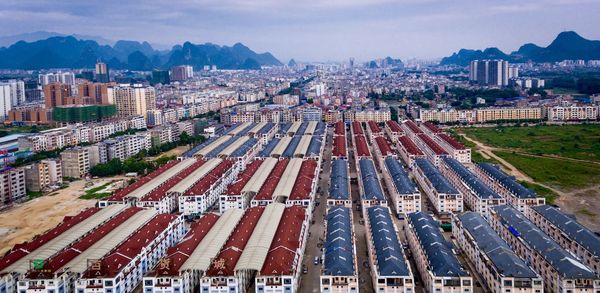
[0,31,113,47]
[441,31,600,66]
[0,36,282,70]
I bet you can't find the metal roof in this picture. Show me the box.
[273,158,303,200]
[531,205,600,258]
[260,206,306,276]
[235,203,286,271]
[218,136,249,157]
[323,207,355,276]
[278,123,292,135]
[329,159,349,200]
[478,163,536,199]
[180,209,244,271]
[168,158,222,194]
[282,135,302,158]
[248,122,267,135]
[1,204,128,274]
[183,136,219,157]
[408,212,468,277]
[63,209,157,273]
[492,205,597,279]
[228,122,253,136]
[242,158,278,194]
[295,122,309,136]
[294,135,312,157]
[287,122,302,135]
[306,136,323,157]
[458,212,538,279]
[271,136,292,157]
[305,121,318,135]
[258,138,280,157]
[313,122,326,136]
[127,159,197,199]
[415,158,459,195]
[366,206,410,277]
[359,159,385,200]
[384,157,418,195]
[231,137,258,157]
[443,158,501,199]
[257,122,275,135]
[205,136,239,158]
[197,136,231,157]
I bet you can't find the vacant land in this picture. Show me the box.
[460,124,600,162]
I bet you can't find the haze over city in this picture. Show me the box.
[2,0,600,61]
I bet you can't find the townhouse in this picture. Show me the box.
[412,158,463,216]
[381,157,421,217]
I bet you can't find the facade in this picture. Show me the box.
[0,80,25,119]
[0,167,26,208]
[453,212,543,293]
[108,85,156,118]
[43,83,72,108]
[349,109,391,123]
[412,158,463,216]
[419,109,476,124]
[405,212,472,293]
[547,105,598,121]
[365,206,414,292]
[24,159,62,192]
[489,205,600,293]
[469,60,509,86]
[61,147,90,178]
[475,107,542,123]
[39,72,76,85]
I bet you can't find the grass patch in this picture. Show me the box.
[80,182,114,200]
[459,124,600,162]
[519,181,560,205]
[447,129,498,164]
[496,151,600,191]
[577,208,596,218]
[27,191,43,200]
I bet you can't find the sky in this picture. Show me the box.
[1,0,600,62]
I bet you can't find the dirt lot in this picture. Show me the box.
[0,178,120,255]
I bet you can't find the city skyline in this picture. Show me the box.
[1,0,600,62]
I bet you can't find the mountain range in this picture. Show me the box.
[441,31,600,66]
[0,35,282,70]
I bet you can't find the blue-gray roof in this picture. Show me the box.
[282,135,302,158]
[223,123,242,135]
[182,136,219,157]
[367,206,410,277]
[324,206,355,276]
[231,138,258,157]
[236,123,257,136]
[458,212,538,279]
[296,122,308,136]
[258,138,280,157]
[329,159,349,200]
[531,205,600,258]
[205,136,239,158]
[415,158,459,194]
[478,163,536,199]
[314,122,326,136]
[492,205,597,279]
[306,136,323,157]
[278,123,292,134]
[257,123,275,135]
[408,212,468,277]
[359,159,385,200]
[443,158,501,200]
[384,157,418,195]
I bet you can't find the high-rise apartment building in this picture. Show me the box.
[44,83,72,108]
[95,61,110,83]
[39,72,76,85]
[108,85,156,118]
[78,82,112,104]
[469,60,509,86]
[170,65,193,81]
[151,70,170,85]
[0,80,26,119]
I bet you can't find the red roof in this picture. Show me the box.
[351,122,363,135]
[206,207,265,276]
[437,133,465,150]
[398,136,424,156]
[107,160,181,202]
[332,135,347,157]
[423,122,442,134]
[254,159,289,201]
[418,134,448,155]
[375,137,393,156]
[354,135,371,157]
[334,121,345,136]
[260,206,305,276]
[83,213,180,278]
[142,160,207,202]
[184,160,235,196]
[0,207,100,272]
[403,120,424,134]
[386,120,403,133]
[150,213,220,277]
[226,160,263,195]
[289,160,317,200]
[26,208,143,278]
[368,121,382,133]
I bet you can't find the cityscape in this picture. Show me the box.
[0,2,600,293]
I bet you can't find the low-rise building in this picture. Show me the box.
[327,159,352,208]
[24,159,62,192]
[61,147,90,178]
[320,206,358,293]
[0,167,26,208]
[547,105,598,121]
[412,158,463,216]
[381,157,421,217]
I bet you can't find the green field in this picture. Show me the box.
[447,129,498,163]
[460,124,600,162]
[80,182,113,199]
[495,151,600,191]
[519,181,560,204]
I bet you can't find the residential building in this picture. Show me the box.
[419,109,476,124]
[170,65,194,81]
[469,60,509,86]
[412,158,463,216]
[547,105,598,121]
[24,159,62,192]
[95,61,110,83]
[108,85,156,118]
[61,147,90,178]
[320,206,358,293]
[475,107,542,123]
[381,157,421,216]
[43,83,72,108]
[0,167,26,208]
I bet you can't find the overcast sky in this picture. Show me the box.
[2,0,600,62]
